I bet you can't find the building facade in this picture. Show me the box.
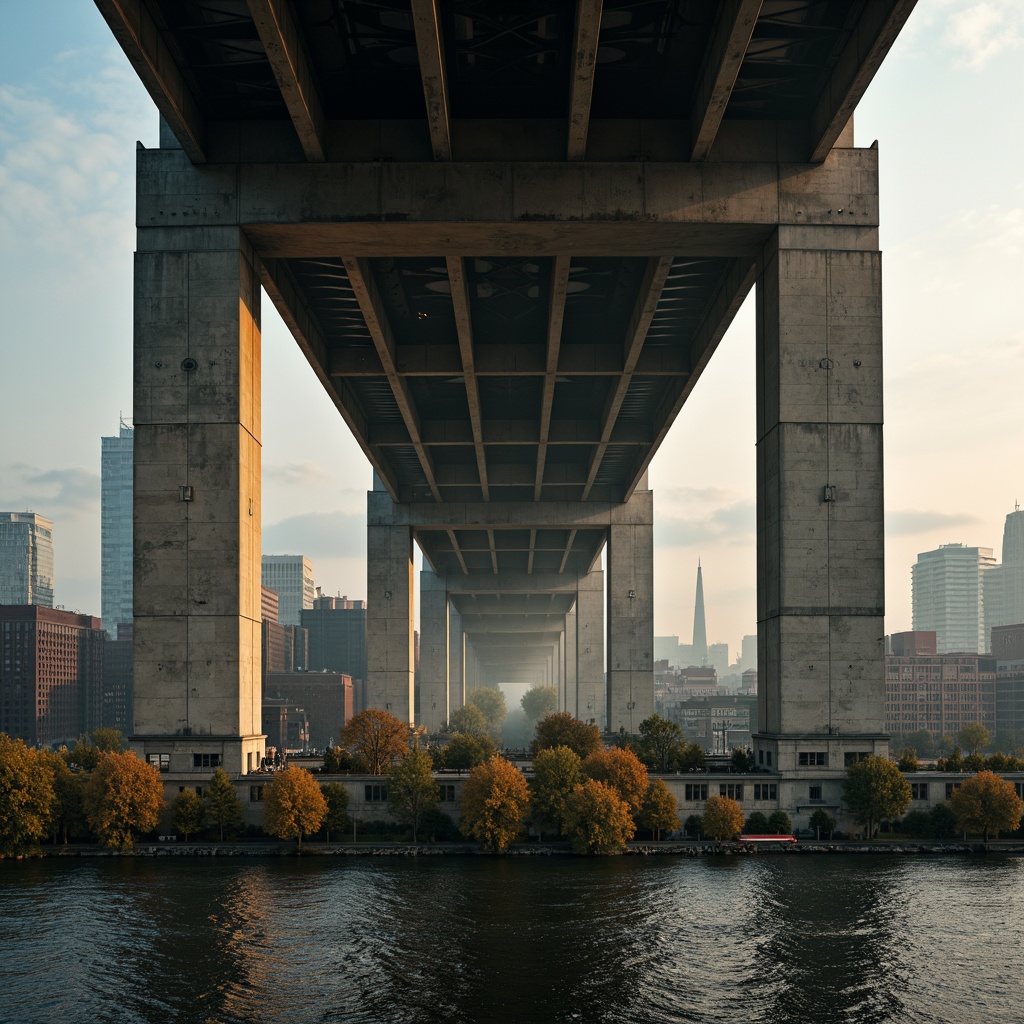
[263,671,354,750]
[101,419,133,637]
[301,595,367,705]
[261,555,315,627]
[985,507,1024,647]
[992,623,1024,750]
[0,513,54,608]
[912,543,996,653]
[0,605,105,746]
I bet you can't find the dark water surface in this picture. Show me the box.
[2,854,1023,1024]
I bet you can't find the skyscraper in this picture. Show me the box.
[912,543,996,653]
[101,418,134,637]
[261,555,315,626]
[984,505,1024,645]
[0,512,54,607]
[692,561,708,665]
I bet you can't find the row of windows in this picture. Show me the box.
[148,752,221,771]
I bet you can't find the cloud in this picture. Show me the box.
[263,461,331,488]
[885,508,982,537]
[262,510,366,560]
[655,500,756,549]
[942,1,1024,68]
[1,463,100,516]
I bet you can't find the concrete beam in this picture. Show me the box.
[246,0,326,162]
[410,0,452,161]
[536,256,571,499]
[567,0,603,160]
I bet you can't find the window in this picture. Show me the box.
[719,783,744,800]
[945,782,960,799]
[911,783,928,800]
[753,784,777,801]
[809,785,823,801]
[438,784,456,803]
[250,785,264,802]
[844,752,869,766]
[684,783,708,801]
[799,751,827,767]
[766,751,772,766]
[365,784,388,802]
[148,753,170,772]
[758,750,764,765]
[193,753,221,769]
[1016,783,1024,800]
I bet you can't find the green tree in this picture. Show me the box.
[171,788,204,840]
[64,739,100,772]
[321,782,349,841]
[468,688,507,741]
[263,766,328,849]
[928,802,958,839]
[0,735,55,856]
[683,813,704,839]
[203,768,245,841]
[937,747,965,772]
[533,712,602,760]
[957,723,990,756]
[744,811,770,834]
[897,809,931,836]
[521,685,559,723]
[341,709,411,775]
[701,795,744,841]
[897,747,920,772]
[950,770,1024,841]
[322,746,356,774]
[638,779,679,840]
[843,756,911,838]
[530,745,584,838]
[767,810,792,835]
[904,729,937,758]
[563,779,636,854]
[436,733,496,770]
[582,746,649,817]
[40,749,87,844]
[730,747,756,772]
[90,728,126,753]
[84,751,164,850]
[636,714,683,771]
[809,808,837,839]
[388,748,439,843]
[459,755,530,851]
[448,704,490,737]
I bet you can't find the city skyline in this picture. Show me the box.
[2,2,1023,657]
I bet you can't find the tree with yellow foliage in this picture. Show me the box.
[582,746,649,816]
[341,709,411,774]
[84,750,164,850]
[263,765,328,849]
[638,779,680,841]
[459,755,529,851]
[701,795,744,842]
[562,779,635,854]
[0,735,55,856]
[950,770,1024,842]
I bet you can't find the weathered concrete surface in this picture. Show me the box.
[419,566,449,732]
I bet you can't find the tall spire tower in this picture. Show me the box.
[692,561,708,665]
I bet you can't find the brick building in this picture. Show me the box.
[263,671,354,750]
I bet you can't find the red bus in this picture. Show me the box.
[738,834,797,844]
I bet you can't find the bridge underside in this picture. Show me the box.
[98,0,913,774]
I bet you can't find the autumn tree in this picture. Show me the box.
[582,746,648,817]
[447,704,490,738]
[897,747,920,772]
[436,733,496,770]
[388,748,439,842]
[809,808,837,839]
[459,755,530,850]
[468,688,507,741]
[321,783,349,841]
[957,723,990,757]
[638,779,679,840]
[84,751,164,850]
[701,795,744,841]
[203,768,245,841]
[0,735,55,856]
[843,756,911,838]
[263,766,328,848]
[950,770,1024,842]
[64,738,100,772]
[530,745,583,838]
[40,749,87,844]
[563,779,636,854]
[521,685,559,723]
[171,788,204,840]
[341,709,410,775]
[533,712,602,760]
[91,728,126,753]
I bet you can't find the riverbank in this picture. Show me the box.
[9,838,1024,858]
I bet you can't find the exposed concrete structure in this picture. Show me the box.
[95,0,915,777]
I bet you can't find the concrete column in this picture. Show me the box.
[132,223,264,776]
[755,228,887,773]
[367,488,415,724]
[419,566,449,733]
[576,569,604,726]
[563,603,577,713]
[607,490,654,735]
[448,604,464,711]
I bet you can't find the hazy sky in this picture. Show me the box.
[1,2,1022,659]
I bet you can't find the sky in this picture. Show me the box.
[1,1,1022,661]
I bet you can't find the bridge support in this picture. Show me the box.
[576,569,605,726]
[754,226,889,774]
[131,225,265,775]
[419,565,449,733]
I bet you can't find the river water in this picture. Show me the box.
[2,853,1023,1024]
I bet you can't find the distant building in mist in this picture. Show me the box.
[101,418,133,637]
[985,506,1024,647]
[261,555,315,626]
[912,543,995,653]
[0,512,54,608]
[302,593,367,709]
